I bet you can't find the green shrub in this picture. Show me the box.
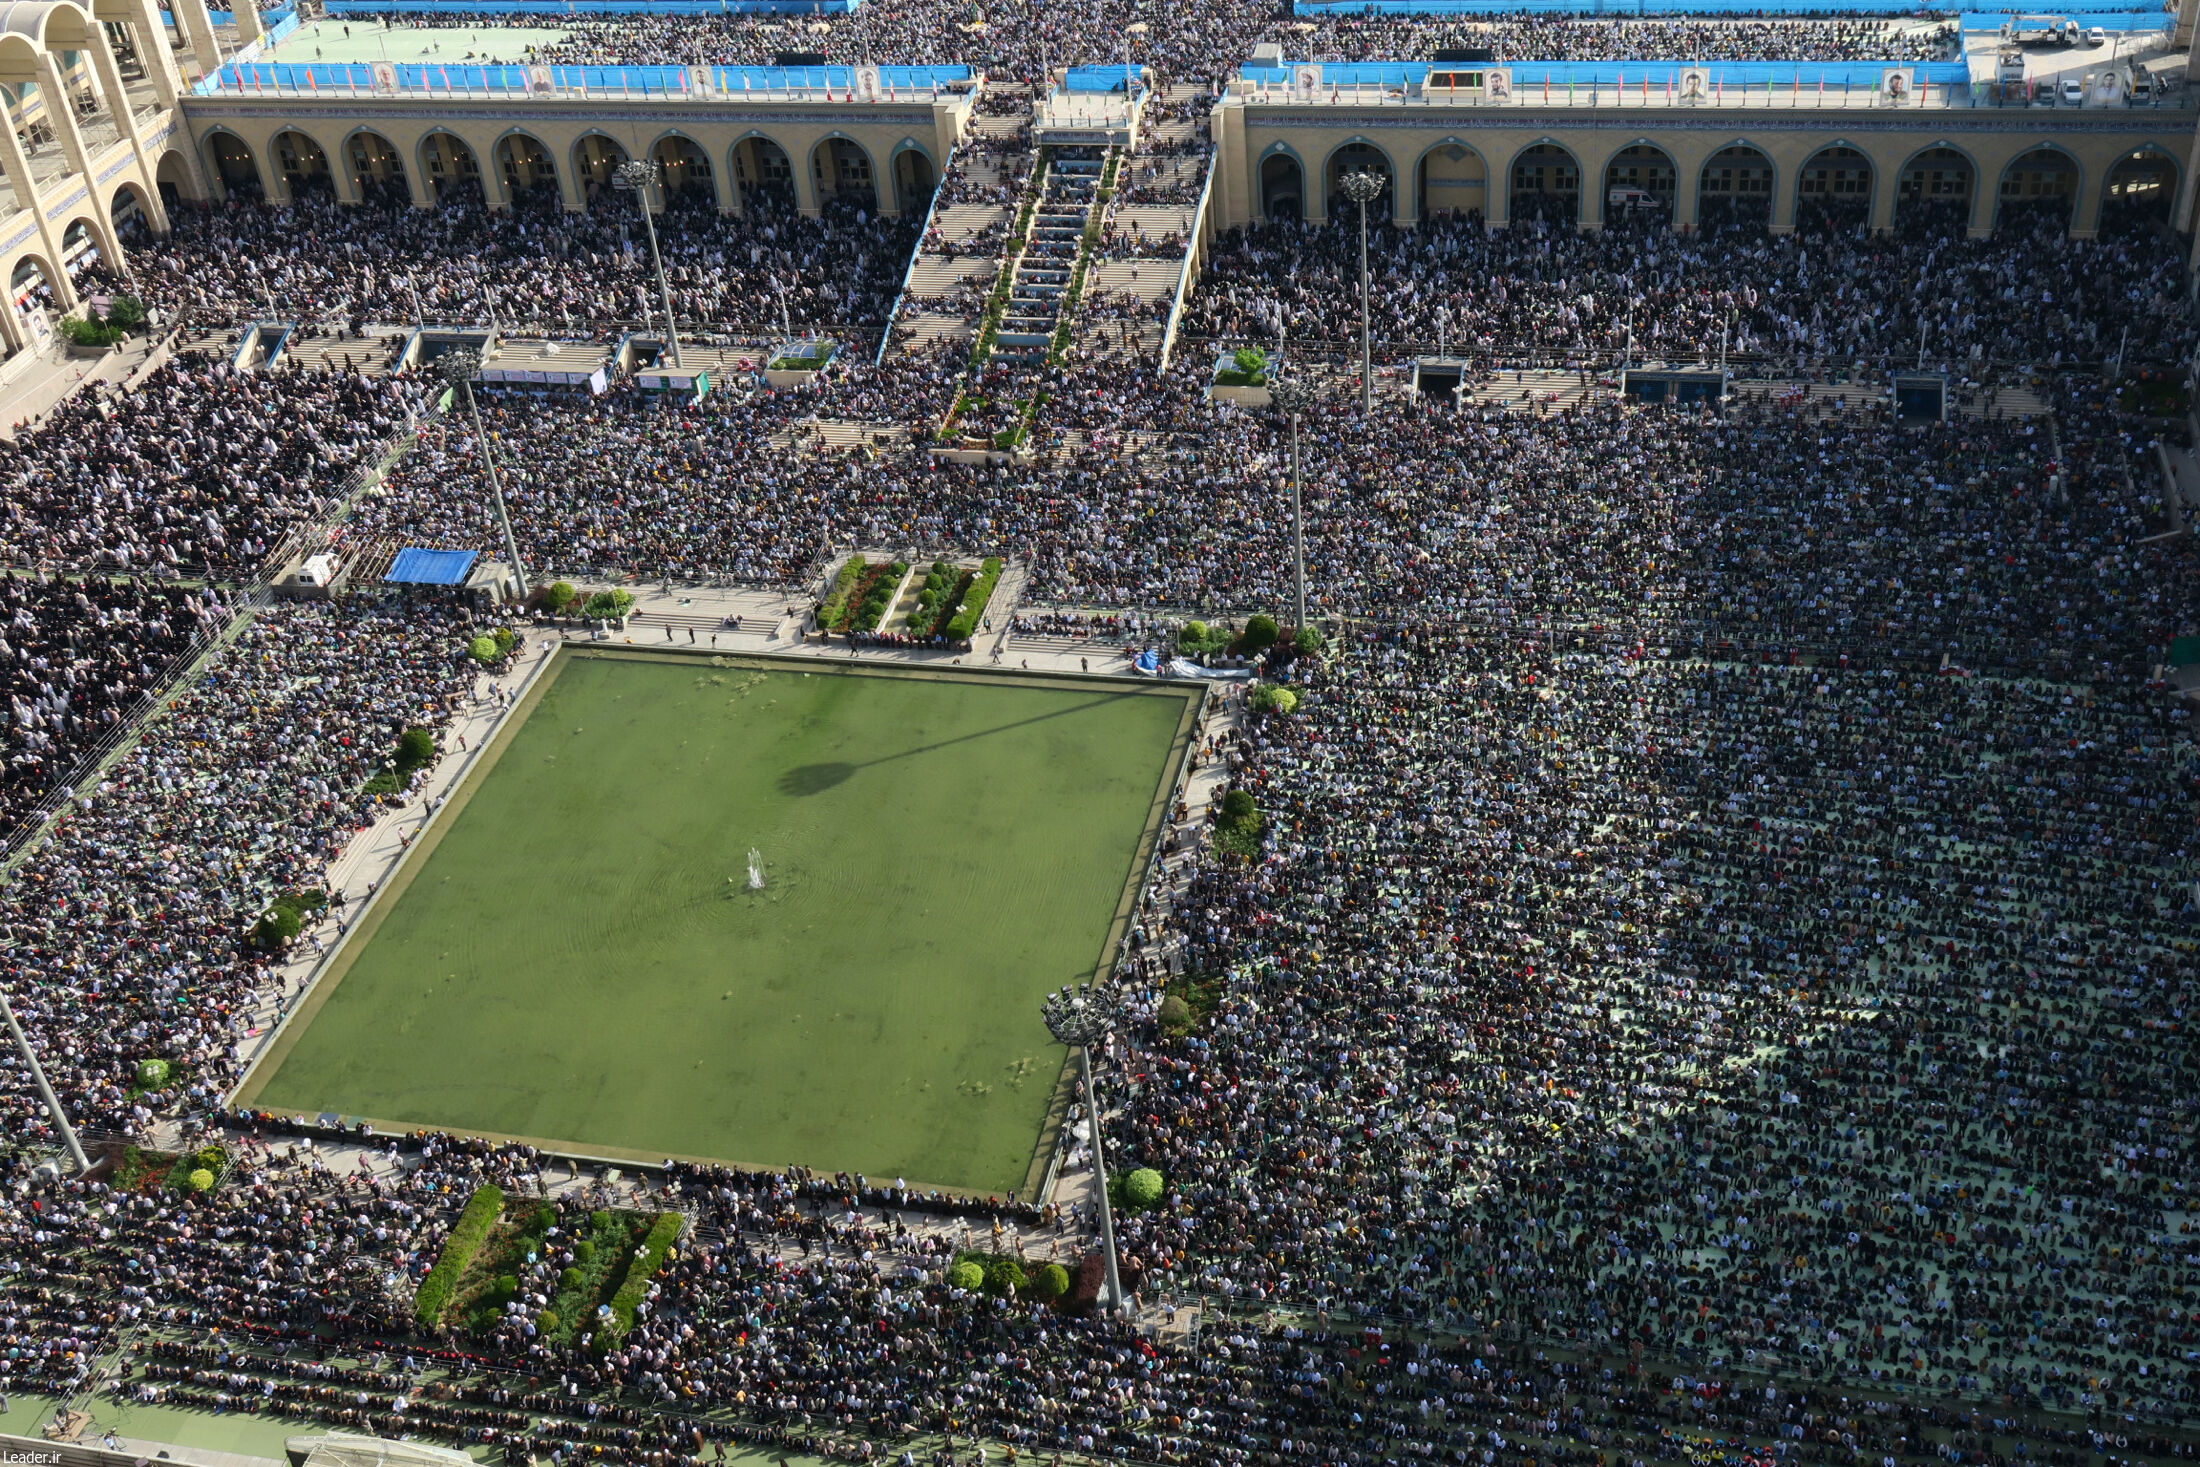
[943,557,1004,642]
[538,1310,560,1333]
[251,904,302,950]
[136,1058,172,1088]
[490,627,516,655]
[603,1212,683,1336]
[949,1260,985,1292]
[1250,685,1299,715]
[185,1168,215,1193]
[1292,625,1324,654]
[1239,615,1281,653]
[107,295,147,331]
[574,1239,596,1265]
[468,635,499,664]
[560,1266,584,1290]
[1176,620,1208,649]
[582,589,635,622]
[544,581,579,612]
[59,314,124,348]
[414,1184,506,1328]
[395,726,437,774]
[1031,1262,1071,1301]
[1221,789,1257,823]
[1216,788,1264,860]
[1120,1168,1164,1210]
[983,1258,1027,1296]
[1158,995,1192,1032]
[362,769,400,797]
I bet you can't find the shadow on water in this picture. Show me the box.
[775,692,1143,798]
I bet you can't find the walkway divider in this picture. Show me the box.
[876,138,957,366]
[1156,148,1217,372]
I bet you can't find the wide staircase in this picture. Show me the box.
[1079,82,1210,364]
[993,148,1106,367]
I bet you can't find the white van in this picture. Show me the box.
[1607,186,1658,213]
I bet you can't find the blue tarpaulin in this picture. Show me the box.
[386,548,480,586]
[1299,0,2150,12]
[210,57,968,92]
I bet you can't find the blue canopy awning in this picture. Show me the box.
[385,548,480,586]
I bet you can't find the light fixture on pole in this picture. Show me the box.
[612,157,686,370]
[1337,169,1386,416]
[0,977,89,1174]
[437,348,531,601]
[1268,377,1316,632]
[1042,983,1126,1318]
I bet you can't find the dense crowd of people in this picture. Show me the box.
[126,190,918,342]
[0,21,2198,1467]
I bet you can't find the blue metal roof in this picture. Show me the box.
[1243,58,1971,84]
[385,548,480,586]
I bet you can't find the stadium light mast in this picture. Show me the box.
[438,349,531,600]
[1268,377,1317,631]
[0,980,90,1174]
[1338,169,1386,416]
[1042,983,1126,1318]
[613,158,687,370]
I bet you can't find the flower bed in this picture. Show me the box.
[844,560,909,633]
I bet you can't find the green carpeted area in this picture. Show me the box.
[242,652,1195,1196]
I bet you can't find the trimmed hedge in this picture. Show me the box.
[604,1212,683,1336]
[414,1184,505,1328]
[949,1259,985,1292]
[582,589,635,622]
[943,557,1004,642]
[817,556,866,629]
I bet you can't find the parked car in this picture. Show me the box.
[2086,26,2109,45]
[2060,76,2087,105]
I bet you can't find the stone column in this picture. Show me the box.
[2067,164,2106,240]
[1967,178,1995,238]
[232,0,262,45]
[1869,165,1899,234]
[795,141,822,217]
[1769,178,1798,235]
[87,27,166,237]
[1483,152,1510,229]
[710,151,738,216]
[1670,161,1700,235]
[169,0,223,85]
[125,0,186,108]
[34,54,96,183]
[0,99,76,311]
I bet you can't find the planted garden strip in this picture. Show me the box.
[413,1182,504,1328]
[604,1212,684,1336]
[845,560,911,634]
[816,556,866,630]
[944,557,1005,642]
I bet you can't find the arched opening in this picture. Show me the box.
[1602,143,1674,225]
[1997,147,2076,233]
[346,130,405,206]
[1325,142,1393,223]
[1260,152,1303,221]
[419,131,481,205]
[1509,143,1579,225]
[1415,142,1484,224]
[2100,147,2175,236]
[10,253,63,339]
[272,129,332,197]
[1698,144,1773,231]
[111,182,152,239]
[812,137,876,212]
[893,147,936,216]
[60,219,96,272]
[155,149,195,210]
[1896,146,1972,237]
[651,135,713,201]
[733,135,794,211]
[573,133,629,206]
[495,132,556,201]
[206,131,260,200]
[1796,145,1872,233]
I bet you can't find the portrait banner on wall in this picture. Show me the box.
[1292,64,1320,102]
[1881,67,1914,104]
[372,61,397,94]
[1484,67,1511,101]
[1676,68,1710,104]
[853,64,881,102]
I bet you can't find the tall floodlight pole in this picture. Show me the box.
[614,158,686,370]
[1338,170,1386,416]
[0,980,89,1174]
[1042,984,1125,1318]
[1269,377,1316,631]
[438,349,531,600]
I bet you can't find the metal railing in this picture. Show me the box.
[1155,147,1217,372]
[877,139,959,365]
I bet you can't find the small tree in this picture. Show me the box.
[1231,346,1269,383]
[1221,788,1258,824]
[1120,1168,1165,1211]
[185,1168,216,1193]
[1031,1263,1071,1301]
[397,727,437,771]
[984,1258,1028,1296]
[469,635,500,664]
[1239,614,1281,653]
[545,581,579,613]
[1251,685,1299,715]
[1292,625,1324,655]
[1176,620,1209,651]
[949,1260,985,1292]
[1158,994,1193,1032]
[136,1058,172,1088]
[491,627,517,655]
